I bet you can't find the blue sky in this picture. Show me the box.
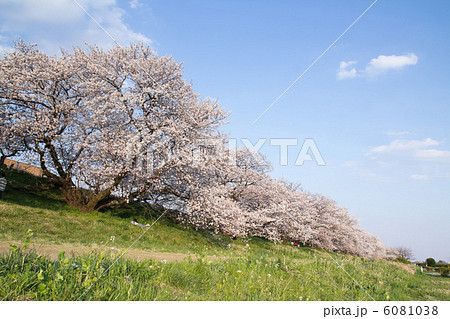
[1,0,449,261]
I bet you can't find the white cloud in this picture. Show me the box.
[367,138,450,165]
[342,161,389,182]
[337,61,358,80]
[0,0,151,54]
[0,0,84,27]
[384,130,410,136]
[368,138,439,154]
[414,149,450,162]
[348,137,450,182]
[337,53,418,80]
[410,174,428,181]
[342,161,358,168]
[355,169,386,181]
[365,53,418,77]
[129,0,142,9]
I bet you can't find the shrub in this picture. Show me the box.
[394,257,410,264]
[416,262,426,267]
[426,258,436,267]
[439,267,449,277]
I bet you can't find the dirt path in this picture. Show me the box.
[0,240,195,262]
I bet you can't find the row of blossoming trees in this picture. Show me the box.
[0,41,387,258]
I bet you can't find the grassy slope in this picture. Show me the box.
[0,169,448,301]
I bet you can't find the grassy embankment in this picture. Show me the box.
[0,169,448,301]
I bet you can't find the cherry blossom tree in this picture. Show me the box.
[395,246,414,261]
[0,40,227,212]
[178,144,387,258]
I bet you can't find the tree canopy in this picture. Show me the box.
[0,41,227,212]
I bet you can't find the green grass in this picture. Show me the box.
[0,168,449,301]
[0,169,234,255]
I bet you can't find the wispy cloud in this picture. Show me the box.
[337,61,358,80]
[367,138,439,155]
[342,161,389,182]
[367,138,450,163]
[346,137,450,181]
[337,53,418,80]
[129,0,142,9]
[0,0,151,54]
[384,130,410,136]
[414,148,450,162]
[410,174,428,181]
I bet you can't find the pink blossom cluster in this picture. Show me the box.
[182,148,386,258]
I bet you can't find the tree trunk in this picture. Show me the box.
[60,173,127,213]
[61,184,90,212]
